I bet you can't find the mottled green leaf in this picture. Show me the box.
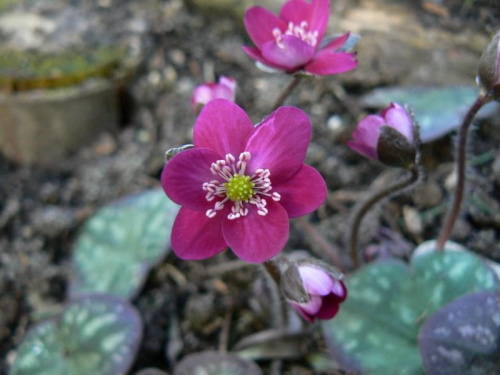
[360,86,499,142]
[69,189,179,299]
[322,242,500,375]
[11,294,142,375]
[174,351,262,375]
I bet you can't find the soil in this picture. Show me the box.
[1,0,499,374]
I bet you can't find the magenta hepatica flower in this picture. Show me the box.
[191,76,236,110]
[243,0,357,75]
[289,264,347,322]
[348,102,416,167]
[162,99,327,263]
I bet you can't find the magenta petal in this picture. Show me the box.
[274,165,326,218]
[222,200,289,263]
[279,0,329,43]
[299,266,334,296]
[384,103,414,142]
[171,207,228,260]
[242,46,289,70]
[300,294,323,315]
[320,32,350,52]
[245,106,311,183]
[162,148,221,210]
[279,0,311,25]
[244,7,287,49]
[315,293,341,319]
[307,0,330,42]
[193,99,254,157]
[304,51,357,75]
[261,36,315,70]
[289,302,315,322]
[347,140,377,160]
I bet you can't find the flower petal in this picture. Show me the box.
[222,200,289,263]
[193,99,254,157]
[383,102,414,142]
[280,0,330,43]
[320,32,350,52]
[242,46,289,70]
[261,36,316,70]
[274,164,326,218]
[315,293,341,319]
[162,148,222,210]
[304,51,357,75]
[245,106,311,183]
[289,301,315,322]
[244,6,287,49]
[298,265,334,296]
[347,114,384,160]
[171,207,228,260]
[300,294,323,315]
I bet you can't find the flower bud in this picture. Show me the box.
[191,76,236,111]
[280,261,346,323]
[348,102,417,169]
[477,31,500,97]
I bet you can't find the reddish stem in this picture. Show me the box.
[436,95,491,250]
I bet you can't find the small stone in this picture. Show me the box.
[413,180,443,208]
[184,293,216,331]
[403,205,423,237]
[445,170,457,192]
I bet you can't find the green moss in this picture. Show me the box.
[0,47,125,91]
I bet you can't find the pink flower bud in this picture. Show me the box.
[281,262,346,323]
[347,102,416,168]
[477,31,500,97]
[191,76,236,110]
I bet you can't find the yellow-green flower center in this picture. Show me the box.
[224,174,254,202]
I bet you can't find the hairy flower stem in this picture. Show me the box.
[272,74,303,110]
[261,260,285,330]
[436,94,492,250]
[349,164,420,267]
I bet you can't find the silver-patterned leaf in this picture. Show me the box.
[69,189,179,299]
[11,294,143,375]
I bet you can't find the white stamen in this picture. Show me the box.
[203,151,283,220]
[273,20,318,49]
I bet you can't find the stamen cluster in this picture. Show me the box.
[202,152,281,220]
[273,21,319,48]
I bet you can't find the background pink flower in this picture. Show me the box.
[243,0,357,75]
[348,102,414,161]
[162,99,327,263]
[288,264,347,322]
[191,76,236,110]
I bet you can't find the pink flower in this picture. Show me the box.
[348,102,416,167]
[288,264,347,322]
[191,76,236,110]
[161,99,327,263]
[242,0,357,75]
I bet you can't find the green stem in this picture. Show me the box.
[349,164,420,267]
[271,74,303,110]
[436,94,492,250]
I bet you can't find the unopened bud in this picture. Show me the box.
[280,259,346,323]
[477,31,500,97]
[348,102,417,169]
